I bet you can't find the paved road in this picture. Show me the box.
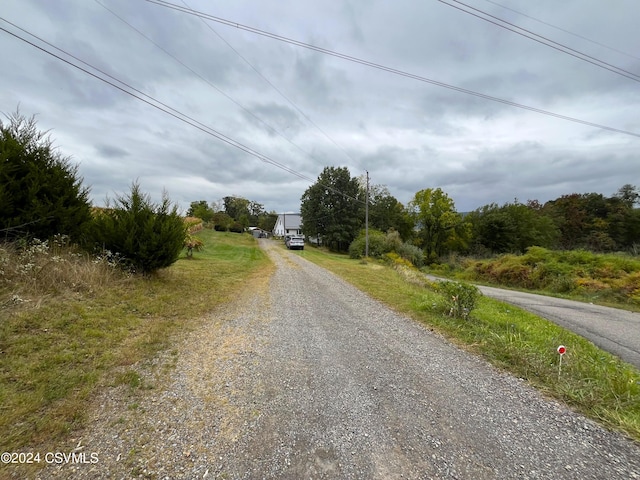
[430,277,640,370]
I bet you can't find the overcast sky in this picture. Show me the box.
[1,0,639,215]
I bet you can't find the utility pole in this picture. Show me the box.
[365,170,369,258]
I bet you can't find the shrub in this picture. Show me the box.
[229,222,244,233]
[88,183,186,274]
[0,110,92,241]
[396,242,425,267]
[183,233,204,258]
[436,280,481,319]
[348,230,388,259]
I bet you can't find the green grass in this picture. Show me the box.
[0,230,272,453]
[434,247,640,310]
[293,246,640,442]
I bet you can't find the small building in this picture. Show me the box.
[273,213,302,237]
[248,227,269,238]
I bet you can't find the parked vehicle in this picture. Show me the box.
[285,235,305,250]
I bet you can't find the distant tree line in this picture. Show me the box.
[187,196,278,233]
[5,107,636,273]
[300,166,640,262]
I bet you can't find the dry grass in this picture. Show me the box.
[0,235,129,309]
[0,230,272,456]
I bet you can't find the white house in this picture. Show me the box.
[273,213,302,237]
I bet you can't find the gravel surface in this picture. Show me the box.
[33,239,640,479]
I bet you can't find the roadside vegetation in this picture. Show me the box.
[430,247,640,309]
[293,245,640,443]
[0,230,271,454]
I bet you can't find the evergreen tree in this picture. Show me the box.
[0,110,91,240]
[90,183,186,274]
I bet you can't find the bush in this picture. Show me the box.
[88,183,186,274]
[229,222,244,233]
[0,110,92,241]
[183,233,204,258]
[348,230,388,259]
[436,280,481,318]
[396,242,425,267]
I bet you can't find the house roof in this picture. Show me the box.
[275,213,302,230]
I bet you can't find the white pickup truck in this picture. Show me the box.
[285,235,305,250]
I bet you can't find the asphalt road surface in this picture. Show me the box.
[426,277,640,370]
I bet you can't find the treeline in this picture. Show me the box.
[300,166,640,262]
[186,197,278,233]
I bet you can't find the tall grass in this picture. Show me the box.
[446,247,640,308]
[0,235,128,308]
[0,230,272,454]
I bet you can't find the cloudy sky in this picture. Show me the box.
[1,0,639,215]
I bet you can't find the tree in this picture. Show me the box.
[615,184,639,208]
[542,192,627,251]
[407,188,469,262]
[301,166,364,252]
[258,211,278,232]
[212,212,233,231]
[223,196,250,221]
[187,200,215,223]
[0,110,92,241]
[89,182,186,274]
[468,201,558,254]
[367,185,414,241]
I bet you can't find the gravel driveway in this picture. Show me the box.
[37,240,640,479]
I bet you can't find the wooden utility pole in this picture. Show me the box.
[365,171,369,258]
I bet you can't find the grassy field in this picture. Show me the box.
[291,245,640,443]
[0,230,272,453]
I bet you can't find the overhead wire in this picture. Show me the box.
[436,0,640,84]
[94,0,333,173]
[141,0,640,139]
[0,17,365,205]
[178,0,358,165]
[480,0,640,62]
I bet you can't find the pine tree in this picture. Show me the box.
[0,110,92,240]
[90,183,186,274]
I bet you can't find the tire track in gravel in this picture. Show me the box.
[217,240,640,479]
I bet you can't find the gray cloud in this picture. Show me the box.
[1,0,638,217]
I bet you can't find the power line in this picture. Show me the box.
[481,0,640,62]
[436,0,640,84]
[94,0,332,173]
[178,0,358,165]
[142,0,640,139]
[0,18,364,205]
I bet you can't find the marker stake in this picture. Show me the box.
[557,345,566,378]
